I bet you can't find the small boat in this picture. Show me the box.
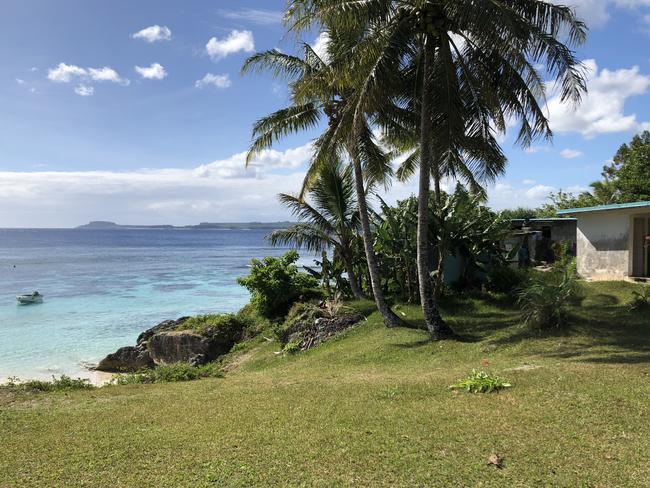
[16,291,43,305]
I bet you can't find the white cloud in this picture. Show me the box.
[88,67,129,85]
[560,148,583,159]
[135,63,167,80]
[48,63,88,83]
[74,84,94,97]
[0,144,314,227]
[546,59,650,138]
[48,63,129,85]
[206,30,255,61]
[132,25,172,43]
[312,32,330,61]
[555,0,650,28]
[15,78,26,85]
[555,0,611,28]
[523,145,551,154]
[194,73,231,89]
[218,8,283,25]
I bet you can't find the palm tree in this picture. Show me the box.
[268,162,365,299]
[242,36,406,327]
[287,0,587,338]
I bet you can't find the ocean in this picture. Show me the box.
[0,228,299,381]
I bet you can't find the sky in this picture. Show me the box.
[2,0,650,227]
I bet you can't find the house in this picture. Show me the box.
[506,218,577,264]
[558,201,650,281]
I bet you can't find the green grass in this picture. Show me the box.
[1,281,649,487]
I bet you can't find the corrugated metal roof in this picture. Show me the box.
[557,201,650,215]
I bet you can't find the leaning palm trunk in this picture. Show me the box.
[341,250,365,299]
[417,39,453,339]
[350,153,405,328]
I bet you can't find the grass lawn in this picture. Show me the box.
[1,281,650,487]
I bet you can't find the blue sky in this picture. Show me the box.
[2,0,650,227]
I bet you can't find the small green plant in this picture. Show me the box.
[628,287,650,311]
[113,363,223,385]
[449,370,512,393]
[518,257,581,329]
[237,251,322,319]
[2,375,95,393]
[283,341,301,354]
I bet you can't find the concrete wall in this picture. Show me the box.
[576,210,631,280]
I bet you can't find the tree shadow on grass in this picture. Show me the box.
[488,301,650,364]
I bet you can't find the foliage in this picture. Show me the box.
[283,341,301,354]
[609,131,650,202]
[449,370,512,393]
[518,256,581,329]
[267,162,364,299]
[373,186,511,300]
[498,207,541,220]
[181,313,254,343]
[113,363,223,385]
[628,288,650,311]
[1,375,95,393]
[486,266,530,294]
[237,251,322,319]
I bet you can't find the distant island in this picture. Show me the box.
[76,221,294,230]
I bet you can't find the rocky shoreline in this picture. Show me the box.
[95,317,235,372]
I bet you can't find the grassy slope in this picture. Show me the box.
[1,282,650,487]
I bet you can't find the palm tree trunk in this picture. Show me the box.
[341,249,365,299]
[350,153,405,328]
[417,38,453,339]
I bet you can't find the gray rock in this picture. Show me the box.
[95,346,154,372]
[147,331,222,366]
[136,317,189,346]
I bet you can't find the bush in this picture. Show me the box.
[518,259,581,329]
[449,370,511,393]
[628,288,650,311]
[181,313,253,343]
[113,362,223,385]
[237,251,322,319]
[2,375,95,393]
[486,266,529,294]
[282,341,301,354]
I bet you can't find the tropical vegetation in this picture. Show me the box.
[242,0,587,338]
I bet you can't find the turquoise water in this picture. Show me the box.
[0,229,296,381]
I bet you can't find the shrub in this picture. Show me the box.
[518,259,581,329]
[282,341,301,354]
[182,313,253,343]
[486,266,529,294]
[628,288,650,311]
[2,375,95,393]
[449,370,511,393]
[113,362,223,385]
[237,251,322,318]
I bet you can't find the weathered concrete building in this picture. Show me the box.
[558,201,650,281]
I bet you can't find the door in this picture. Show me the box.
[632,217,648,277]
